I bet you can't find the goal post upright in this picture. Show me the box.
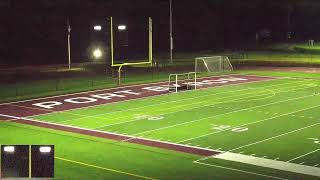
[109,16,153,86]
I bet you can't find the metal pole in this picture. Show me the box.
[67,18,71,70]
[170,0,173,64]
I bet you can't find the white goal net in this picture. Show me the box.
[195,56,233,74]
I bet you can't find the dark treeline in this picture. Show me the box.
[1,0,320,65]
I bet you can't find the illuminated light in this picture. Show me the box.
[39,146,51,153]
[94,25,102,31]
[93,49,102,58]
[4,146,15,153]
[118,25,126,30]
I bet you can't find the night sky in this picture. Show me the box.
[1,0,320,65]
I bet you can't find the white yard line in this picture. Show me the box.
[287,149,320,162]
[197,122,320,162]
[133,92,319,138]
[29,77,299,121]
[227,123,320,153]
[193,161,288,180]
[27,76,290,118]
[49,81,314,128]
[176,94,320,143]
[93,89,276,130]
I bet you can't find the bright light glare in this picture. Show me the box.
[118,25,126,30]
[93,49,102,58]
[39,146,51,153]
[94,25,102,31]
[4,146,15,153]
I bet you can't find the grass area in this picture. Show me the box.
[3,42,320,103]
[28,75,320,179]
[0,121,307,180]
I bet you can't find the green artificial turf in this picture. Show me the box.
[29,76,320,179]
[1,122,308,180]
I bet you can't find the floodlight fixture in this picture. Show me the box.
[39,146,51,153]
[4,146,15,153]
[93,49,102,58]
[118,25,126,31]
[94,25,102,31]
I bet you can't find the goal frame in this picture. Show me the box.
[168,72,196,93]
[194,56,233,90]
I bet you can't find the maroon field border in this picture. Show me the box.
[0,75,275,156]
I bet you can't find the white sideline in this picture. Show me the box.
[0,113,223,154]
[213,152,320,177]
[193,161,287,180]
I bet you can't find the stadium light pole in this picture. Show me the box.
[170,0,173,64]
[67,17,71,70]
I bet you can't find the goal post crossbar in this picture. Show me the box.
[168,72,196,93]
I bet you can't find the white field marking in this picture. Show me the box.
[198,122,320,162]
[40,79,298,125]
[92,88,278,129]
[93,89,277,130]
[176,94,320,143]
[27,77,281,121]
[27,76,293,119]
[135,91,320,138]
[1,113,224,154]
[226,123,320,154]
[193,161,288,180]
[299,162,305,165]
[287,149,320,162]
[274,157,280,160]
[96,84,316,131]
[211,152,320,178]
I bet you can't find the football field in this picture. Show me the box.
[1,74,320,179]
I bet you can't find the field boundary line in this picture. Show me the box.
[287,149,320,162]
[129,92,317,137]
[0,113,222,156]
[23,75,278,118]
[0,74,239,106]
[211,152,320,177]
[193,160,287,180]
[55,156,157,180]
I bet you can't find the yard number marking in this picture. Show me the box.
[308,138,320,145]
[211,125,248,133]
[134,114,164,121]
